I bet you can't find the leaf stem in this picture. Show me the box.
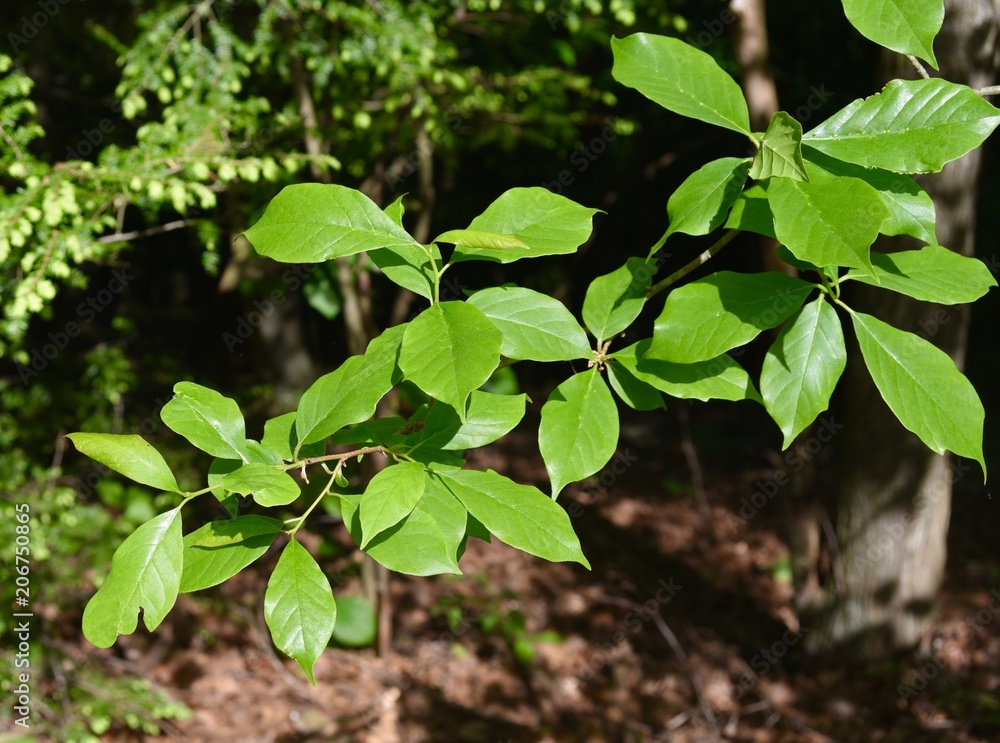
[646,225,672,259]
[287,463,342,536]
[423,244,442,304]
[818,269,840,301]
[646,230,740,299]
[906,55,931,79]
[831,295,853,314]
[181,483,224,500]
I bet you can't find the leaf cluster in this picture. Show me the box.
[67,0,996,683]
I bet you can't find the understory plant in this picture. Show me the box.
[70,3,997,683]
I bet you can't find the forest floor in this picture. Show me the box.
[54,404,1000,743]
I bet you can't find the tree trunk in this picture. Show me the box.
[804,0,1000,659]
[731,0,821,603]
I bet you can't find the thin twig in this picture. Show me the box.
[678,402,710,520]
[97,219,189,244]
[906,55,931,79]
[647,230,740,299]
[819,506,846,597]
[650,611,718,732]
[975,85,1000,97]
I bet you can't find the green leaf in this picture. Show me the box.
[262,412,325,461]
[329,417,408,448]
[434,469,589,567]
[613,340,761,403]
[450,188,600,264]
[650,271,815,363]
[769,172,888,276]
[750,112,808,181]
[611,33,751,134]
[384,194,405,228]
[341,473,466,575]
[843,245,998,304]
[82,508,183,648]
[244,183,420,263]
[802,79,1000,173]
[776,245,821,273]
[841,0,943,68]
[803,146,938,245]
[66,433,180,493]
[264,539,337,684]
[760,298,847,448]
[220,463,300,507]
[399,302,503,419]
[207,442,284,516]
[359,462,426,548]
[851,311,985,475]
[207,458,241,517]
[180,516,283,593]
[467,286,590,361]
[296,324,405,446]
[241,440,284,465]
[434,229,528,250]
[465,513,492,542]
[331,596,377,648]
[539,369,619,499]
[606,359,665,411]
[664,158,751,243]
[368,244,441,300]
[410,391,527,451]
[582,257,655,343]
[725,182,776,238]
[161,382,249,461]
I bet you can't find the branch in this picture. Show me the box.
[646,230,741,299]
[97,219,189,244]
[975,85,1000,97]
[291,446,387,469]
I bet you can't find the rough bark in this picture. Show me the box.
[804,0,1000,659]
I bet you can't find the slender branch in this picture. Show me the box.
[288,446,386,469]
[975,85,1000,97]
[97,219,190,244]
[646,230,741,299]
[0,120,25,160]
[650,611,717,729]
[906,55,931,79]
